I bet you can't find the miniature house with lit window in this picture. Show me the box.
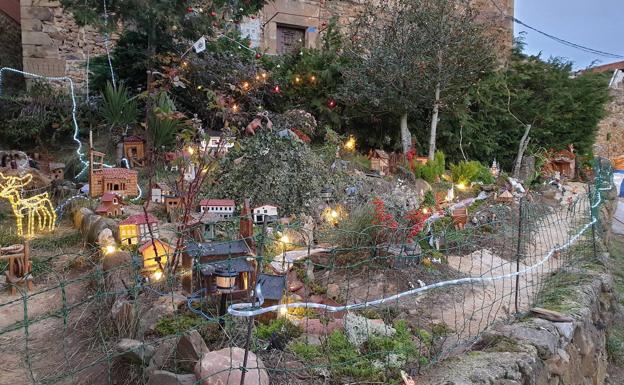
[122,136,145,167]
[200,199,235,219]
[139,239,174,271]
[118,213,159,245]
[253,205,278,224]
[96,192,125,217]
[89,150,138,198]
[370,149,390,176]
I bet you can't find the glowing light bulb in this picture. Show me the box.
[330,209,338,219]
[187,146,195,155]
[232,104,239,112]
[294,76,301,84]
[422,208,429,214]
[344,136,356,151]
[104,245,117,255]
[261,72,268,79]
[456,183,467,191]
[242,81,250,90]
[310,75,316,82]
[153,270,163,281]
[280,234,289,244]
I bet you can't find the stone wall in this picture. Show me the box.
[20,0,114,91]
[0,6,24,90]
[594,86,624,161]
[418,185,619,385]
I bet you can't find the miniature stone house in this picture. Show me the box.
[95,192,124,217]
[151,182,173,203]
[253,205,278,224]
[550,149,576,180]
[122,136,145,167]
[49,162,65,180]
[200,199,235,219]
[89,150,138,198]
[118,213,159,245]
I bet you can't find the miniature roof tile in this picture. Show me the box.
[101,192,123,202]
[138,239,174,253]
[123,135,144,143]
[199,258,255,274]
[253,204,278,209]
[371,149,389,159]
[258,274,286,300]
[49,162,65,170]
[119,213,159,225]
[101,168,138,178]
[152,181,173,191]
[200,199,235,207]
[185,240,252,258]
[95,202,114,213]
[499,190,514,198]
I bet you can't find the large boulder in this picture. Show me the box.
[137,294,188,338]
[195,347,269,385]
[111,298,137,337]
[147,370,196,385]
[86,216,118,245]
[147,338,177,374]
[73,207,94,229]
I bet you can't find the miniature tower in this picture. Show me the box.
[89,149,106,198]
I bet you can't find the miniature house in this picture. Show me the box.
[151,182,173,203]
[96,192,125,217]
[138,239,174,271]
[257,273,286,320]
[49,162,65,180]
[164,195,184,220]
[200,199,235,219]
[122,136,145,167]
[253,205,278,224]
[118,213,160,245]
[549,149,576,180]
[496,190,514,204]
[89,150,138,198]
[182,200,256,295]
[370,149,390,176]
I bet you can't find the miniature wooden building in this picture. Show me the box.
[139,239,174,271]
[119,213,160,245]
[253,205,278,224]
[89,150,138,198]
[370,149,390,175]
[496,190,514,204]
[122,136,145,167]
[151,182,173,203]
[164,195,183,216]
[257,273,286,321]
[95,192,125,217]
[451,207,468,230]
[549,149,576,180]
[1,241,33,295]
[200,199,235,219]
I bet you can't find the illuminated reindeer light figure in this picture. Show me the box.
[0,173,56,237]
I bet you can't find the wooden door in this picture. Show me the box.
[277,25,305,54]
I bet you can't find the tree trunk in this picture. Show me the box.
[428,83,441,161]
[400,112,411,154]
[513,124,532,179]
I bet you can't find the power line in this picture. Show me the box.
[488,0,624,59]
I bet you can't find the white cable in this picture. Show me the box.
[102,0,116,88]
[228,183,611,317]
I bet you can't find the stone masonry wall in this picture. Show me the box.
[20,0,114,91]
[0,8,24,89]
[419,186,619,385]
[594,86,624,161]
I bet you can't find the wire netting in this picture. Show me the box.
[0,158,614,385]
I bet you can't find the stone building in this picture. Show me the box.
[241,0,515,55]
[0,0,514,92]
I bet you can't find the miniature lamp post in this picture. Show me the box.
[215,268,238,321]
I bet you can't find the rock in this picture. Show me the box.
[86,217,118,245]
[344,313,395,348]
[176,330,209,365]
[147,370,196,385]
[147,338,177,373]
[326,283,340,299]
[137,294,188,338]
[80,213,101,239]
[98,228,116,248]
[492,322,558,359]
[288,279,304,292]
[296,318,344,335]
[554,322,575,341]
[546,348,570,376]
[413,178,432,196]
[195,347,269,385]
[73,207,93,229]
[117,338,154,365]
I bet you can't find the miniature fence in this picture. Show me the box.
[0,158,614,385]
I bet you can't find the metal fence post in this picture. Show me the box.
[514,197,524,314]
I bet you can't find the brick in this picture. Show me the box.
[22,45,60,59]
[20,18,43,32]
[21,31,54,45]
[23,57,66,77]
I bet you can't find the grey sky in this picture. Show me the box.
[514,0,622,69]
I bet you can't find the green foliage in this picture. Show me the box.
[413,151,446,183]
[208,130,329,216]
[423,190,436,207]
[254,318,302,341]
[148,92,185,152]
[433,44,611,168]
[318,204,376,250]
[290,320,421,383]
[101,82,138,130]
[154,313,205,336]
[449,160,494,185]
[607,327,624,365]
[30,231,82,251]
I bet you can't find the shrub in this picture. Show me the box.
[450,160,494,185]
[413,151,445,183]
[154,313,205,336]
[254,318,303,341]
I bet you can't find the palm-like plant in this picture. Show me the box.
[101,82,138,135]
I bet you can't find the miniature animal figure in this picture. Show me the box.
[0,173,56,237]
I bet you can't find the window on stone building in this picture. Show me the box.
[277,25,305,55]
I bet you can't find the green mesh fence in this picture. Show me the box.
[0,158,614,385]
